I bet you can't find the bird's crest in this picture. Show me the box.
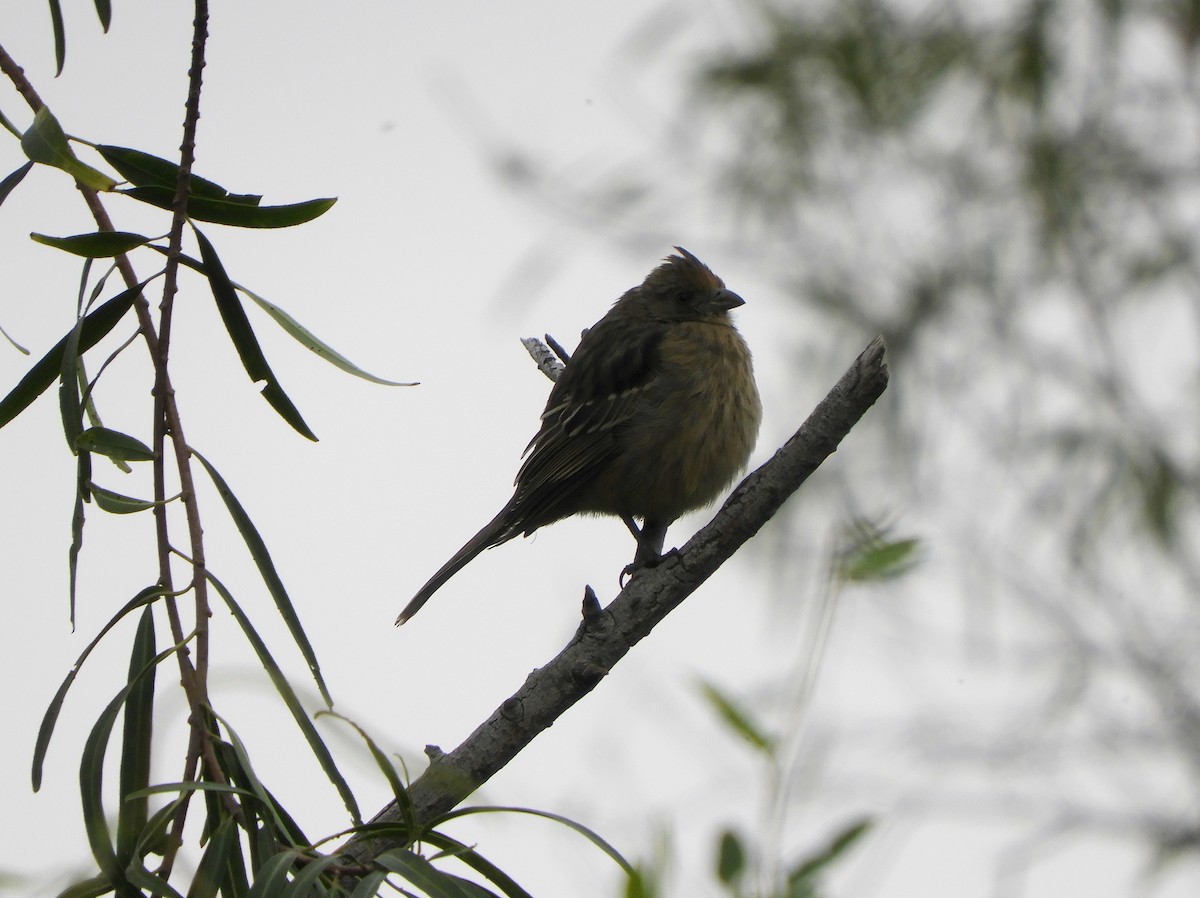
[645,246,725,294]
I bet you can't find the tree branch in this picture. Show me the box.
[337,336,889,870]
[3,11,233,873]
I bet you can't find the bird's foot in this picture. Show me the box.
[619,546,680,587]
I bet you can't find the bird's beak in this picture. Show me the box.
[711,288,746,312]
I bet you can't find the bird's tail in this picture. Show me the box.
[395,508,516,625]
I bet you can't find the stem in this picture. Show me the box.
[155,1,220,875]
[0,44,46,110]
[2,0,230,876]
[159,0,212,704]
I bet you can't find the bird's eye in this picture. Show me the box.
[674,290,690,305]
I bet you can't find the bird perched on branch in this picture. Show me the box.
[397,247,761,625]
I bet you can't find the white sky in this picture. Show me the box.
[2,3,1198,898]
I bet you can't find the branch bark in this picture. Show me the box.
[337,336,889,870]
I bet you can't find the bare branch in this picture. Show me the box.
[519,336,566,382]
[337,337,889,871]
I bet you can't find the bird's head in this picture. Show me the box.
[636,247,745,321]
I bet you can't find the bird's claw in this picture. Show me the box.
[619,547,680,587]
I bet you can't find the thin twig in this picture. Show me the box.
[544,332,572,365]
[2,3,231,877]
[154,0,227,877]
[519,336,565,382]
[0,44,46,110]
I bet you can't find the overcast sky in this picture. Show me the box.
[2,4,1197,898]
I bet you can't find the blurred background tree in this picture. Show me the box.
[490,0,1200,892]
[8,1,1200,895]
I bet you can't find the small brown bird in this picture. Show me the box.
[397,247,761,625]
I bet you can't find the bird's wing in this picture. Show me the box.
[509,315,665,526]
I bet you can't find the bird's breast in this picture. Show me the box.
[577,320,762,521]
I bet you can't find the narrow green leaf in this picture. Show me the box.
[126,186,335,228]
[76,351,133,474]
[68,468,85,627]
[126,781,252,801]
[0,161,33,208]
[0,278,148,430]
[206,572,360,825]
[221,816,253,898]
[242,289,418,386]
[93,0,112,31]
[193,227,316,440]
[323,819,413,849]
[262,802,308,863]
[97,145,237,200]
[283,852,342,897]
[33,586,167,791]
[245,850,301,898]
[0,105,21,138]
[21,108,116,190]
[76,426,155,461]
[375,849,496,898]
[317,711,413,833]
[189,816,239,898]
[249,821,278,875]
[90,484,162,514]
[56,875,114,898]
[59,302,86,451]
[134,797,188,860]
[193,450,331,705]
[155,245,410,386]
[193,195,334,229]
[76,367,99,457]
[434,807,634,876]
[698,680,775,756]
[259,382,317,442]
[60,255,97,454]
[208,723,297,846]
[48,0,66,74]
[0,320,30,355]
[116,607,156,863]
[204,736,311,862]
[150,188,261,207]
[348,870,389,898]
[417,834,533,898]
[125,863,186,898]
[32,231,153,257]
[80,642,185,889]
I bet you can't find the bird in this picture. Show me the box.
[397,247,761,625]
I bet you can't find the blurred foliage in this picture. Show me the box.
[618,691,874,898]
[624,526,904,898]
[680,0,1200,620]
[624,669,877,898]
[472,0,1200,891]
[703,818,872,898]
[686,0,1200,887]
[834,518,920,582]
